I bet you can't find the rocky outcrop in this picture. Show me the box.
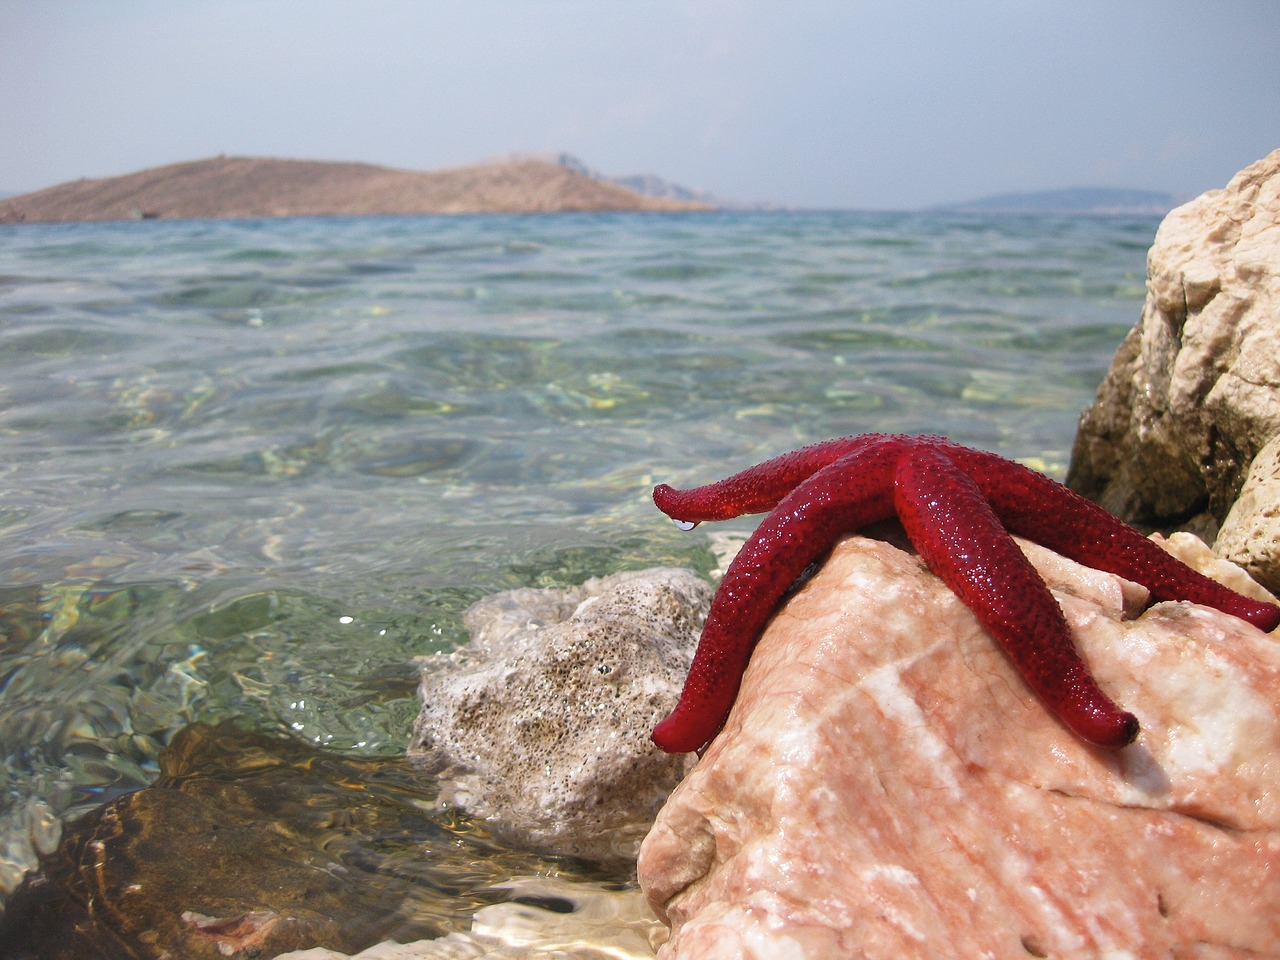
[637,531,1280,959]
[409,568,708,862]
[1067,147,1280,591]
[1,155,711,223]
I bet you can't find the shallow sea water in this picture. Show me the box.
[0,211,1156,900]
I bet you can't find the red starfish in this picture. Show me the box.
[651,434,1280,753]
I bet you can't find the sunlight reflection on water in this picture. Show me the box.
[0,210,1155,900]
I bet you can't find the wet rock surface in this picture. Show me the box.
[409,568,708,863]
[276,877,665,960]
[0,721,625,960]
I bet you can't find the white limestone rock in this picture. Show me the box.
[1068,147,1280,591]
[1216,434,1280,591]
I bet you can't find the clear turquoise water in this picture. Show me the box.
[0,211,1155,887]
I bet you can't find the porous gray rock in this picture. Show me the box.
[408,568,709,862]
[1067,147,1280,591]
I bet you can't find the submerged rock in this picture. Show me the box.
[276,877,665,959]
[0,721,612,960]
[409,568,709,862]
[638,531,1280,958]
[1068,147,1280,591]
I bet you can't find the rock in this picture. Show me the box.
[1216,434,1280,590]
[409,568,709,863]
[637,531,1280,959]
[1067,147,1280,591]
[275,877,666,959]
[0,721,600,960]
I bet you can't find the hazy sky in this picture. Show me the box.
[3,0,1278,209]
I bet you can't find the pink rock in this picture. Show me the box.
[638,531,1280,959]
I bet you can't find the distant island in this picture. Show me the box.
[1,156,1185,223]
[0,154,712,224]
[936,187,1178,216]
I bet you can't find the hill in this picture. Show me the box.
[482,151,757,210]
[937,187,1177,215]
[0,155,711,223]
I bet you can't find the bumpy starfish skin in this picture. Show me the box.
[652,434,1280,753]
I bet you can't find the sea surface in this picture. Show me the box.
[0,211,1156,902]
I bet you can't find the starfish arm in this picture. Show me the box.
[945,446,1280,632]
[894,447,1140,748]
[651,446,900,753]
[653,433,903,525]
